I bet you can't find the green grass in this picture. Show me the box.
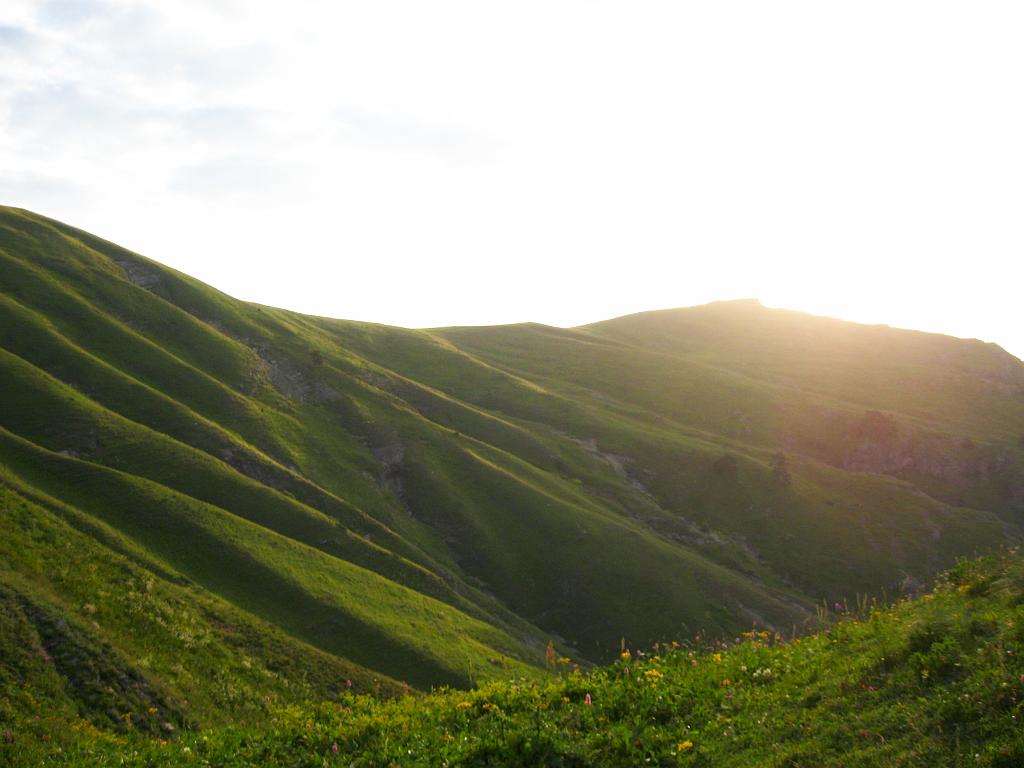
[0,436,537,690]
[4,551,1023,766]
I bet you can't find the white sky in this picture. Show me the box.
[1,1,1022,359]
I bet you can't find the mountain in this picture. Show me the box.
[1,206,1022,730]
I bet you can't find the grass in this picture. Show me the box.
[3,551,1023,766]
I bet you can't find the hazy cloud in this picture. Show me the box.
[168,156,289,198]
[35,0,110,28]
[0,172,86,205]
[0,24,35,51]
[334,108,490,164]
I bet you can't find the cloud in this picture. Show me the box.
[334,108,489,164]
[7,82,118,136]
[167,155,289,198]
[0,172,86,206]
[178,106,274,143]
[0,24,35,52]
[35,0,109,28]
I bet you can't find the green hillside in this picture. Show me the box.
[1,204,1022,720]
[5,550,1024,766]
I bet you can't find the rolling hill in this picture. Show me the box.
[1,205,1022,737]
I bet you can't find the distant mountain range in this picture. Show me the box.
[1,205,1022,726]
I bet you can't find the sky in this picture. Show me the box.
[1,1,1022,359]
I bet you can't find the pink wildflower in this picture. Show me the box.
[346,679,353,688]
[584,693,592,706]
[332,743,339,754]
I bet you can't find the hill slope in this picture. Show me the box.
[1,205,1022,702]
[6,551,1024,766]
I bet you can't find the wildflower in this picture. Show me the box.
[332,743,339,754]
[345,679,353,688]
[147,707,158,715]
[482,703,498,712]
[584,693,592,705]
[620,650,632,661]
[721,679,731,687]
[456,702,472,709]
[644,669,662,680]
[558,657,571,664]
[712,653,723,663]
[679,740,694,751]
[560,697,570,703]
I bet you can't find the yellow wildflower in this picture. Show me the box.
[456,701,472,709]
[679,740,694,751]
[712,653,723,663]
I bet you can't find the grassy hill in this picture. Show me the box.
[1,205,1023,731]
[5,550,1023,766]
